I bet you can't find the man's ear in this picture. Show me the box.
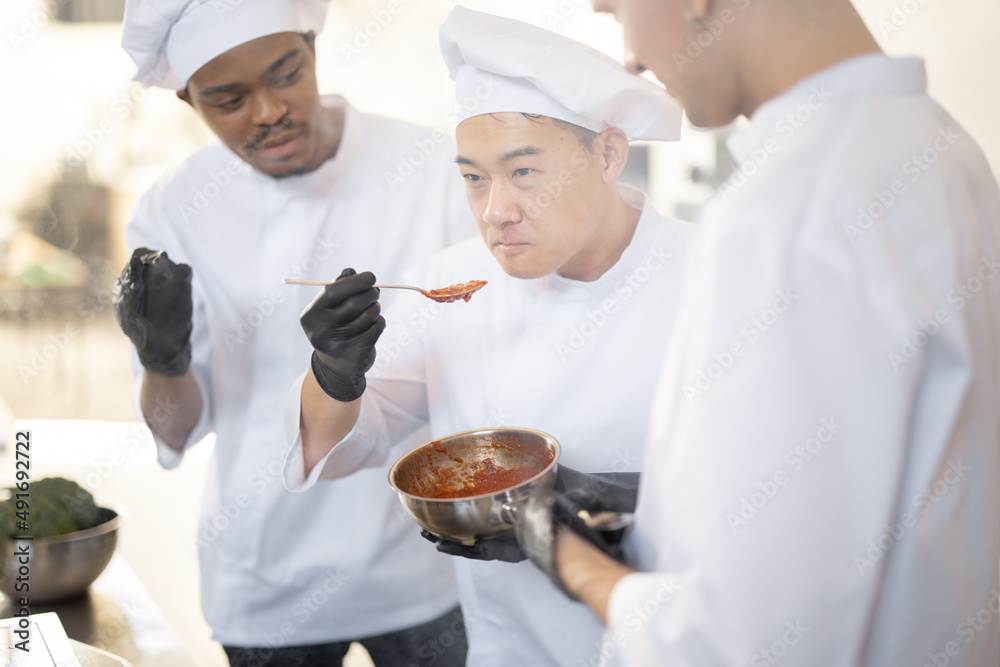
[596,128,630,184]
[176,87,194,108]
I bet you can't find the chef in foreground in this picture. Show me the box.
[112,0,473,664]
[545,0,1000,665]
[283,7,695,666]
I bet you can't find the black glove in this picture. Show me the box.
[420,529,526,562]
[514,487,622,601]
[112,248,193,377]
[419,466,639,564]
[554,466,640,514]
[300,268,385,402]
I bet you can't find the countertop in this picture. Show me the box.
[0,555,195,667]
[1,419,226,667]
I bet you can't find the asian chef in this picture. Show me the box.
[282,7,696,667]
[550,0,1000,665]
[113,0,473,665]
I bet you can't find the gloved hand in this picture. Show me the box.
[112,248,193,377]
[300,268,385,402]
[554,466,640,514]
[514,487,622,601]
[420,465,639,564]
[420,529,526,562]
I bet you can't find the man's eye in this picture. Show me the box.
[463,174,482,183]
[218,97,243,110]
[279,67,301,85]
[513,168,534,177]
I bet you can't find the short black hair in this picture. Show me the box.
[523,113,598,151]
[486,112,598,151]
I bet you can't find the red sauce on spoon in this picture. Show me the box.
[421,280,487,303]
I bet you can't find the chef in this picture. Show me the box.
[113,1,474,665]
[550,0,1000,665]
[282,7,694,666]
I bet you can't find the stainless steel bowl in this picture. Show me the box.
[389,427,561,545]
[0,507,120,603]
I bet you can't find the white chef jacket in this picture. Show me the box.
[285,185,698,666]
[606,55,1000,666]
[127,96,475,646]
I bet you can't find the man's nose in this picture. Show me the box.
[481,181,522,228]
[623,49,647,76]
[250,88,288,128]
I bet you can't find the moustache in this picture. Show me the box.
[241,115,296,158]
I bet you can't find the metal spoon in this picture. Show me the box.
[283,279,487,303]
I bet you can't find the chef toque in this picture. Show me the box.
[121,0,330,90]
[439,6,682,141]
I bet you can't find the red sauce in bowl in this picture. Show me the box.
[398,435,554,499]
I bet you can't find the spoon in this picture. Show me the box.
[283,279,487,303]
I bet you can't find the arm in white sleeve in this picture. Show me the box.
[284,295,433,491]
[604,182,999,664]
[126,202,214,469]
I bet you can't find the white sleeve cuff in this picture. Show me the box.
[282,376,388,492]
[605,571,682,659]
[131,367,212,471]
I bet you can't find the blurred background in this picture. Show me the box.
[0,0,997,664]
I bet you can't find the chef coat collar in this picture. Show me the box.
[542,184,666,299]
[246,95,362,196]
[726,54,927,162]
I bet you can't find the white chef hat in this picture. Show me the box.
[121,0,330,90]
[439,6,682,141]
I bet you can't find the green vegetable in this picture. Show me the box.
[0,477,99,540]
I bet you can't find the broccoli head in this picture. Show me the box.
[0,477,99,540]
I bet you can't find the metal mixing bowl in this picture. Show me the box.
[0,507,120,603]
[389,427,561,545]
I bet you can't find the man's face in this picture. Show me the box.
[592,0,742,128]
[180,31,327,178]
[455,113,612,281]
